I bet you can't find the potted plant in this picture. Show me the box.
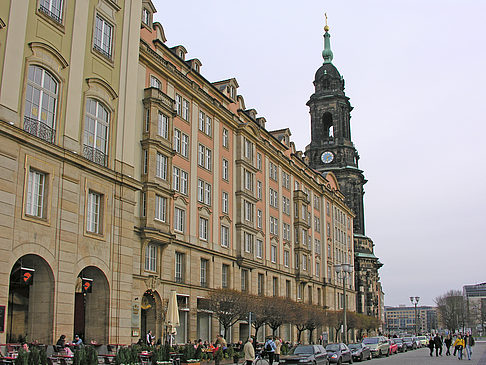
[214,348,223,365]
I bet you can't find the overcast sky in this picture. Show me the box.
[152,0,486,307]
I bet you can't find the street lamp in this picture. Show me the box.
[335,263,353,344]
[410,296,420,335]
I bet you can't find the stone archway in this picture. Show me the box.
[141,290,163,343]
[74,266,109,343]
[7,254,54,343]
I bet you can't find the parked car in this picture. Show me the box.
[325,343,353,364]
[362,337,389,357]
[279,345,329,365]
[387,340,398,355]
[348,343,371,361]
[393,338,407,352]
[417,336,428,347]
[413,337,422,348]
[402,337,417,350]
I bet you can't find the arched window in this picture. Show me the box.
[24,65,58,143]
[322,112,333,138]
[83,98,110,166]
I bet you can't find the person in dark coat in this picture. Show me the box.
[434,334,443,356]
[428,336,435,357]
[444,335,452,356]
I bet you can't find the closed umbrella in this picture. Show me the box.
[165,290,180,345]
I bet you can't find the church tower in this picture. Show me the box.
[305,18,383,317]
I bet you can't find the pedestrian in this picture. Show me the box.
[453,334,464,360]
[244,338,255,365]
[264,337,276,365]
[434,333,442,356]
[464,332,475,361]
[146,330,154,346]
[73,335,83,347]
[444,334,452,356]
[274,337,282,363]
[428,336,435,357]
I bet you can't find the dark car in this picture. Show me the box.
[402,337,416,350]
[393,338,407,353]
[279,345,329,365]
[325,343,353,364]
[348,343,371,361]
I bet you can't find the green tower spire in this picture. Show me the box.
[322,13,333,64]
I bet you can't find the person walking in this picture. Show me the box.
[146,330,154,346]
[453,335,465,360]
[444,334,452,356]
[428,336,435,357]
[464,332,475,360]
[244,338,255,365]
[264,337,276,365]
[274,337,282,363]
[434,333,443,356]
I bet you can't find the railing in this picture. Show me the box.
[93,43,112,59]
[38,4,62,24]
[83,144,107,167]
[23,116,56,144]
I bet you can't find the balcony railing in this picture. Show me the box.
[23,116,55,144]
[83,144,107,167]
[38,4,62,24]
[93,43,112,59]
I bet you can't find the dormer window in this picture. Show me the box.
[142,8,151,27]
[179,50,184,59]
[230,86,235,100]
[194,63,199,72]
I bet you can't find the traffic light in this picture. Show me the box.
[81,277,93,293]
[20,267,35,285]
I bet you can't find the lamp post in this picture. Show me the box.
[335,263,353,344]
[410,296,420,335]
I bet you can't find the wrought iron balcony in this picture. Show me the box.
[83,144,107,167]
[93,43,112,59]
[23,116,55,144]
[38,4,62,24]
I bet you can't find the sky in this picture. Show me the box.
[152,0,486,307]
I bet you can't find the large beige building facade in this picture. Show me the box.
[0,0,359,345]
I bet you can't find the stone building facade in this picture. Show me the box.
[0,0,360,345]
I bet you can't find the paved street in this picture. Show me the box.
[365,342,486,365]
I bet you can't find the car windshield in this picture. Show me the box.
[292,346,314,355]
[325,344,340,352]
[403,337,412,341]
[363,338,378,344]
[395,339,403,343]
[348,344,360,350]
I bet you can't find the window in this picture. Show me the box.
[256,153,262,170]
[199,217,208,241]
[24,66,58,143]
[87,190,102,234]
[244,169,253,191]
[222,128,229,148]
[182,98,190,121]
[286,280,291,298]
[252,274,263,297]
[244,200,254,222]
[257,181,262,200]
[244,232,253,253]
[155,195,167,222]
[141,192,146,217]
[269,162,278,181]
[175,94,182,116]
[326,201,330,216]
[315,239,321,254]
[174,207,185,233]
[241,269,248,292]
[93,14,113,58]
[222,159,229,181]
[257,209,262,229]
[39,0,63,23]
[283,223,290,241]
[206,115,212,136]
[173,129,181,152]
[200,259,208,287]
[282,172,290,189]
[198,144,212,170]
[315,261,320,277]
[150,75,161,89]
[284,250,290,267]
[175,252,184,282]
[221,225,229,248]
[198,111,205,132]
[282,196,290,215]
[142,7,151,26]
[181,133,189,158]
[269,188,278,208]
[83,98,109,166]
[302,254,308,271]
[272,277,278,296]
[314,195,320,210]
[270,216,278,235]
[271,245,277,263]
[144,108,150,132]
[145,244,156,272]
[26,169,47,218]
[327,223,331,236]
[256,239,263,258]
[143,150,148,174]
[173,167,188,195]
[244,138,253,161]
[156,152,167,180]
[222,264,229,288]
[314,217,320,232]
[222,192,228,214]
[197,179,211,205]
[158,111,168,138]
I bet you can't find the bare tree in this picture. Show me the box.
[435,290,465,333]
[264,296,292,336]
[305,305,327,344]
[207,289,250,339]
[248,294,268,343]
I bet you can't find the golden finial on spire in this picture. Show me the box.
[324,13,329,32]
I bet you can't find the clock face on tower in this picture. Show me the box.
[321,151,334,164]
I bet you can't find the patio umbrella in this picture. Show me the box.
[165,290,180,345]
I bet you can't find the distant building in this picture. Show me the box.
[385,305,437,335]
[463,282,486,334]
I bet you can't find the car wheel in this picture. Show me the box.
[337,358,342,365]
[368,352,372,360]
[360,354,364,362]
[385,350,389,357]
[349,356,353,364]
